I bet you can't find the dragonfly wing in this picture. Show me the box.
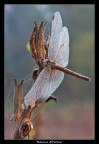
[23,67,50,108]
[56,27,69,67]
[48,11,62,60]
[40,69,64,101]
[23,67,64,109]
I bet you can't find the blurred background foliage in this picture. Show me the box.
[4,4,95,139]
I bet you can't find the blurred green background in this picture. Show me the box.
[4,4,95,139]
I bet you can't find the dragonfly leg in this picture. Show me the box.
[45,96,57,103]
[32,68,39,82]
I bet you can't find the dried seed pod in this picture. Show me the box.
[44,36,50,59]
[37,21,46,60]
[14,118,33,140]
[29,26,37,60]
[13,79,24,124]
[13,105,35,139]
[29,21,46,64]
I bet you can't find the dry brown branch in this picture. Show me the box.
[12,79,36,139]
[13,105,35,139]
[12,22,48,138]
[12,79,24,125]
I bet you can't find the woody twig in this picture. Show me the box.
[12,79,35,140]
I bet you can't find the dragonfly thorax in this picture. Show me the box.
[42,59,55,69]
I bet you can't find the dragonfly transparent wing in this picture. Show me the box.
[23,67,64,109]
[48,11,62,60]
[55,27,69,67]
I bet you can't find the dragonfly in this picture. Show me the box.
[22,11,91,110]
